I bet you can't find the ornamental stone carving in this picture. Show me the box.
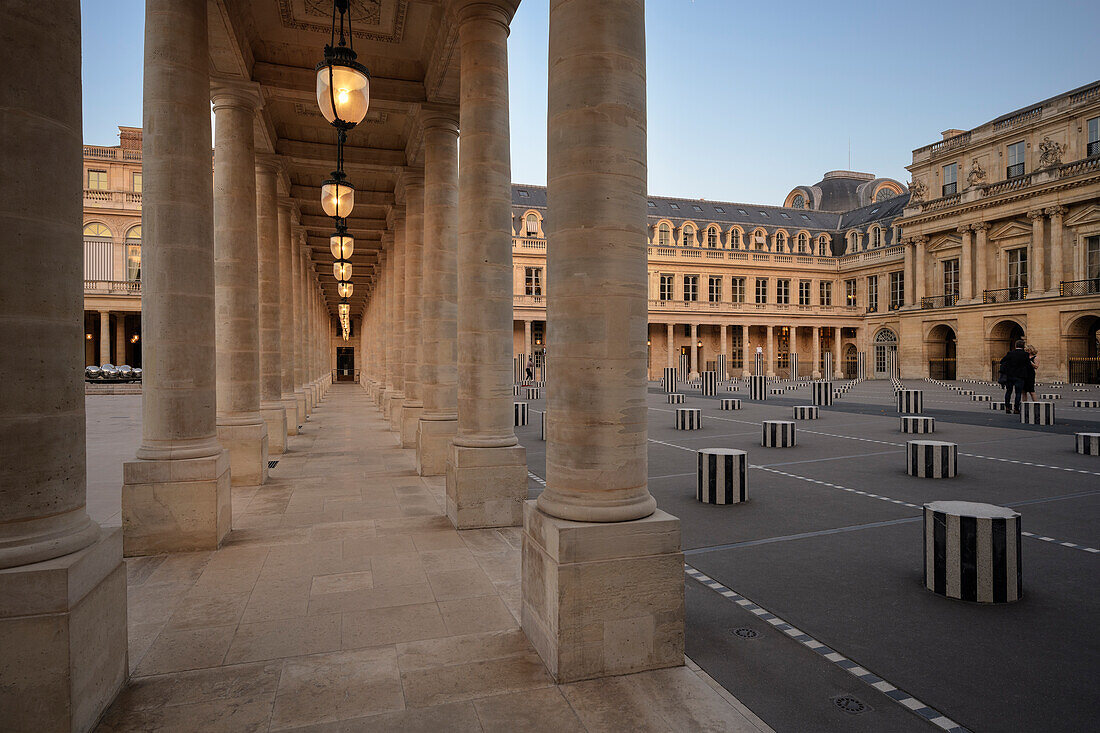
[1038,136,1066,168]
[908,179,927,203]
[965,158,986,188]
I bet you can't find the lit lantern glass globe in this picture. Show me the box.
[333,261,353,281]
[321,174,355,218]
[338,303,350,316]
[316,45,370,128]
[338,282,354,299]
[330,231,354,260]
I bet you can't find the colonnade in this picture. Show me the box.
[658,322,852,379]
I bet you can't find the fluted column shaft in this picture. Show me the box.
[256,160,287,451]
[392,218,406,395]
[1028,210,1045,296]
[404,177,425,406]
[1048,206,1066,291]
[689,324,698,376]
[833,327,842,378]
[958,226,973,301]
[666,323,674,369]
[974,223,989,299]
[99,310,111,365]
[903,241,915,306]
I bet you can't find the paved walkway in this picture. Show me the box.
[93,385,770,732]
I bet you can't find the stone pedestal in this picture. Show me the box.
[388,391,406,432]
[0,528,128,733]
[401,403,424,449]
[417,418,458,476]
[261,403,287,454]
[122,450,231,555]
[217,422,268,486]
[446,444,527,529]
[294,390,307,428]
[521,502,684,683]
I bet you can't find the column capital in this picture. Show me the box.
[278,198,298,218]
[447,0,518,27]
[1045,205,1068,218]
[1027,209,1046,221]
[210,78,263,113]
[956,225,971,235]
[971,221,991,232]
[397,167,426,194]
[255,153,283,176]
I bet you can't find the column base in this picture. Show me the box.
[417,417,458,476]
[376,387,388,409]
[261,403,288,454]
[382,389,396,419]
[0,527,128,733]
[294,389,307,426]
[445,443,527,529]
[282,397,299,436]
[521,501,684,683]
[217,421,269,486]
[401,403,424,449]
[388,391,406,431]
[122,449,232,556]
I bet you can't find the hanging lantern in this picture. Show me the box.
[338,303,350,317]
[315,1,370,129]
[321,172,355,218]
[333,260,353,281]
[338,282,354,299]
[330,227,354,260]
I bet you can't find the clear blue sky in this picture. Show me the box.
[83,0,1100,206]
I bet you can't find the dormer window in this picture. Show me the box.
[658,223,671,246]
[791,194,805,209]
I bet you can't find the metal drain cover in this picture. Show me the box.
[832,695,867,714]
[731,628,759,639]
[268,460,279,468]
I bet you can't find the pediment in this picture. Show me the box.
[926,233,961,251]
[1063,204,1100,227]
[988,220,1031,240]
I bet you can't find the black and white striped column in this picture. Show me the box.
[907,440,957,478]
[897,389,923,414]
[1020,402,1055,425]
[901,416,935,434]
[856,351,865,380]
[971,394,991,402]
[539,410,546,440]
[716,354,727,382]
[667,393,685,404]
[514,402,528,427]
[697,448,747,504]
[1073,399,1100,408]
[924,501,1021,603]
[720,398,741,410]
[811,381,832,406]
[525,387,542,400]
[750,375,767,400]
[679,353,690,381]
[762,420,795,447]
[794,405,818,420]
[663,367,678,394]
[823,351,833,380]
[1037,393,1060,400]
[990,401,1006,411]
[789,353,799,381]
[1075,432,1100,455]
[512,385,521,396]
[754,352,763,375]
[675,408,701,430]
[700,370,718,396]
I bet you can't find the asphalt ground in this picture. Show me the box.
[515,377,1100,733]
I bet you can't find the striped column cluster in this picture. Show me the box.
[697,448,747,504]
[990,401,1006,411]
[749,375,767,400]
[720,398,741,410]
[901,416,935,434]
[770,387,784,395]
[793,405,818,420]
[716,354,727,382]
[958,389,974,396]
[907,440,957,478]
[924,501,1021,603]
[1037,393,1060,400]
[762,420,795,447]
[897,389,923,414]
[1074,399,1100,408]
[856,351,865,380]
[675,408,702,430]
[1020,401,1055,425]
[811,381,832,406]
[1075,432,1100,455]
[700,370,718,396]
[971,394,991,402]
[512,385,521,396]
[754,352,764,375]
[663,367,678,394]
[530,380,544,388]
[726,384,739,392]
[514,354,524,383]
[679,353,690,380]
[525,387,542,400]
[789,353,799,381]
[513,402,528,427]
[667,393,685,404]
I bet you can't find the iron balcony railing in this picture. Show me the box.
[921,293,959,309]
[1088,140,1100,157]
[1060,279,1100,297]
[1069,357,1100,384]
[983,286,1027,303]
[941,182,957,197]
[1006,163,1026,179]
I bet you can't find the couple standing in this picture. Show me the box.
[999,340,1037,414]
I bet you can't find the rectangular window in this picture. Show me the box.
[776,279,790,305]
[1008,247,1028,293]
[708,276,722,303]
[798,280,811,306]
[867,276,879,312]
[1007,141,1026,178]
[1088,236,1100,281]
[845,279,857,307]
[1088,117,1100,157]
[819,281,833,306]
[525,267,543,296]
[943,259,959,298]
[731,277,745,303]
[659,274,673,301]
[942,163,957,196]
[87,169,108,190]
[889,272,904,309]
[132,172,142,193]
[755,278,768,304]
[126,244,141,282]
[683,275,698,302]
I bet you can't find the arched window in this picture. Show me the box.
[83,222,112,238]
[791,194,805,209]
[707,227,718,248]
[798,233,808,253]
[730,228,743,249]
[872,227,881,248]
[753,229,767,251]
[658,223,671,246]
[818,236,829,256]
[875,187,896,203]
[525,214,539,236]
[776,232,786,251]
[83,222,114,281]
[848,232,858,253]
[125,225,141,282]
[682,225,695,247]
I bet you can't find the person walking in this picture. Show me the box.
[999,339,1030,414]
[525,356,534,383]
[1023,344,1038,402]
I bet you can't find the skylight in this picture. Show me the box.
[518,190,529,197]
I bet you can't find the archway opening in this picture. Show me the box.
[873,328,898,378]
[1067,314,1100,383]
[988,319,1025,380]
[927,324,957,379]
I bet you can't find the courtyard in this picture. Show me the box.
[86,380,1100,732]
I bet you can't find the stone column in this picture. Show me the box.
[914,237,927,304]
[765,324,775,377]
[447,0,527,529]
[833,327,843,378]
[417,109,460,476]
[1047,206,1067,293]
[99,310,111,364]
[115,314,127,363]
[279,205,299,433]
[903,240,915,307]
[524,320,533,361]
[523,0,683,683]
[720,323,727,365]
[666,322,674,368]
[122,0,231,555]
[958,225,973,302]
[812,326,821,378]
[377,236,393,408]
[741,325,751,376]
[256,158,287,453]
[0,1,126,724]
[974,223,989,302]
[1028,210,1045,297]
[388,215,407,430]
[689,323,699,378]
[297,242,312,416]
[401,172,426,448]
[211,82,268,485]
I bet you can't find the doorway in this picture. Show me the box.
[335,347,355,382]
